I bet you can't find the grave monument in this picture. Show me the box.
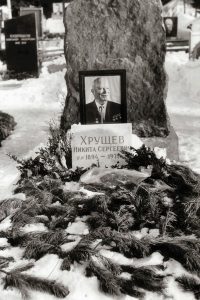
[4,14,39,77]
[61,0,179,160]
[19,7,43,38]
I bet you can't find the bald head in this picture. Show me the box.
[165,18,173,33]
[91,77,111,105]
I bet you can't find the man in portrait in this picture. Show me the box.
[164,17,177,38]
[85,77,121,124]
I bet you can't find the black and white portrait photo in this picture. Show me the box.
[79,70,126,124]
[163,17,178,38]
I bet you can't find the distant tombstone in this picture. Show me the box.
[163,17,178,39]
[4,14,39,76]
[53,3,63,17]
[20,7,43,38]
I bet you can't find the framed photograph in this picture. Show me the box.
[163,17,178,38]
[79,69,127,124]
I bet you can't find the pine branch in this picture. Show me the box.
[111,232,150,258]
[87,212,114,230]
[23,240,60,260]
[48,205,77,230]
[184,196,200,220]
[11,212,36,228]
[10,263,34,273]
[184,251,200,276]
[85,260,121,296]
[38,230,72,245]
[60,243,96,264]
[3,272,69,299]
[119,277,145,298]
[60,257,71,271]
[0,256,14,263]
[96,254,121,276]
[42,204,72,218]
[165,164,200,197]
[151,239,200,275]
[160,209,177,236]
[92,227,150,258]
[119,145,166,177]
[0,256,14,269]
[113,209,135,232]
[176,275,200,299]
[49,214,76,230]
[70,194,110,216]
[121,265,165,293]
[0,198,23,221]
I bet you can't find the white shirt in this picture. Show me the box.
[95,100,108,121]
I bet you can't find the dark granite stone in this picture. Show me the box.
[4,14,38,77]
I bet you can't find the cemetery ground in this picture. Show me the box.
[0,51,199,300]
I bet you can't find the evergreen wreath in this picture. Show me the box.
[3,131,200,299]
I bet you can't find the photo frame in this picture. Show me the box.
[79,69,127,125]
[163,17,178,38]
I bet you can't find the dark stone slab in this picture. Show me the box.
[61,0,169,138]
[4,14,39,77]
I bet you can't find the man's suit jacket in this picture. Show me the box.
[85,100,121,124]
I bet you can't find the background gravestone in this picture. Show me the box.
[61,0,169,137]
[19,7,43,38]
[4,14,38,76]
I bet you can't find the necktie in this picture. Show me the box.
[99,105,104,124]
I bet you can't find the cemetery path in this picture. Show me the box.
[0,108,59,199]
[0,64,66,200]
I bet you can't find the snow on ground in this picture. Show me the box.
[165,51,200,173]
[45,18,65,34]
[0,56,67,198]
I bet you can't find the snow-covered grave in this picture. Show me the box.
[0,3,200,300]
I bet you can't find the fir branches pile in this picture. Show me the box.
[3,142,200,299]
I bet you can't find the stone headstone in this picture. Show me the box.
[61,0,169,138]
[163,17,178,39]
[71,123,132,169]
[4,14,38,76]
[53,3,63,18]
[20,7,43,38]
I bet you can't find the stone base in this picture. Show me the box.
[141,126,179,161]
